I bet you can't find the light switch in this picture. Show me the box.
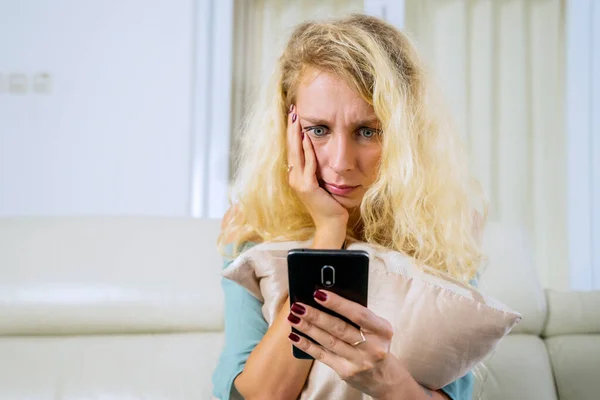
[33,72,52,94]
[9,73,28,94]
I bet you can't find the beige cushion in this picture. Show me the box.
[473,334,558,400]
[544,290,600,336]
[223,240,521,396]
[546,335,600,400]
[0,332,224,399]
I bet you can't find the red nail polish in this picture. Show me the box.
[288,313,301,324]
[292,113,297,123]
[291,303,306,315]
[314,290,327,302]
[289,332,300,342]
[301,132,304,139]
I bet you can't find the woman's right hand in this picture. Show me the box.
[287,104,348,241]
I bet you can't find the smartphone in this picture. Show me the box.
[287,248,369,359]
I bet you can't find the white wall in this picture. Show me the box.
[566,0,600,290]
[0,0,195,216]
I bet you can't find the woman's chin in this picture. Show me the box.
[331,193,361,210]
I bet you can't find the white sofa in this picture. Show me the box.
[0,217,598,399]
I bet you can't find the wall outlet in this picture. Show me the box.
[9,73,28,94]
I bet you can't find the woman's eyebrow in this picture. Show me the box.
[300,115,331,125]
[355,118,380,127]
[300,115,379,126]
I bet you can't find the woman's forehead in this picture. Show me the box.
[296,70,376,123]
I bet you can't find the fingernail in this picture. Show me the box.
[287,313,301,324]
[314,290,327,302]
[301,132,304,139]
[289,332,300,342]
[291,303,306,315]
[289,104,294,113]
[292,113,297,123]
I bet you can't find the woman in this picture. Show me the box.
[213,14,485,400]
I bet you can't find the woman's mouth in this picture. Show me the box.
[323,182,359,196]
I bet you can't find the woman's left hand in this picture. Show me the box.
[287,289,412,399]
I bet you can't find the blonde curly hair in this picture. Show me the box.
[219,14,487,283]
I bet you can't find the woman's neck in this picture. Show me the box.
[348,208,364,239]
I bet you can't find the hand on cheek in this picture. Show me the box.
[286,105,348,234]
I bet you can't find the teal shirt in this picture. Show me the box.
[212,247,474,400]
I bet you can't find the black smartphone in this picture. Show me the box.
[287,248,369,359]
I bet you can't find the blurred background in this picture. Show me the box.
[0,0,598,292]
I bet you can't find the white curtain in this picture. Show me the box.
[405,0,567,290]
[230,0,568,290]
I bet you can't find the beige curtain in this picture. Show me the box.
[405,0,568,290]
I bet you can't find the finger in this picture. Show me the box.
[288,307,359,361]
[285,104,295,163]
[314,290,393,338]
[288,331,347,372]
[291,303,365,351]
[302,132,317,180]
[287,106,305,171]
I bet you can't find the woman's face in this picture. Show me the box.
[295,70,382,210]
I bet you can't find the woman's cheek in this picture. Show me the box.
[312,141,327,170]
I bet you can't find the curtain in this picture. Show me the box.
[405,0,568,290]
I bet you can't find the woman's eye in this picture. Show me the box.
[307,126,328,137]
[358,127,378,138]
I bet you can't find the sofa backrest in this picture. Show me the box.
[0,217,225,399]
[1,218,547,336]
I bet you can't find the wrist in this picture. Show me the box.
[378,378,433,400]
[375,356,419,400]
[312,224,346,249]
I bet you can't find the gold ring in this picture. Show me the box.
[285,164,293,172]
[351,329,366,347]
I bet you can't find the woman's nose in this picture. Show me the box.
[328,134,355,173]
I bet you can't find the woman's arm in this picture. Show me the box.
[378,375,460,400]
[233,295,312,400]
[233,228,346,400]
[379,372,473,400]
[211,242,268,399]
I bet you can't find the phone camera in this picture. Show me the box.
[321,265,335,287]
